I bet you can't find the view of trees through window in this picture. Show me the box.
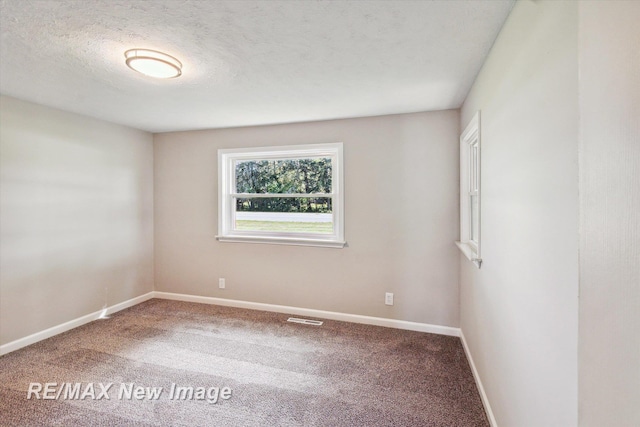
[233,158,334,234]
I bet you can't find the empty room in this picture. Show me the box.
[0,0,638,426]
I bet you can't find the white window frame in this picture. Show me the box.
[216,142,345,248]
[456,112,482,268]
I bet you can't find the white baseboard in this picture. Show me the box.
[153,291,460,337]
[460,329,497,427]
[1,290,460,356]
[0,292,154,356]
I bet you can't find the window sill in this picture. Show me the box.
[455,241,482,268]
[216,235,347,249]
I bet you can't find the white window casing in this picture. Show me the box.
[217,142,345,248]
[456,112,482,268]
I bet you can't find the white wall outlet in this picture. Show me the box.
[219,278,226,289]
[385,292,394,306]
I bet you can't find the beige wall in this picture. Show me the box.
[154,110,461,326]
[460,1,579,425]
[578,1,640,425]
[0,96,154,345]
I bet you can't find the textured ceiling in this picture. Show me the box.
[0,0,514,133]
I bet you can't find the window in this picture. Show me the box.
[217,143,345,248]
[456,112,482,267]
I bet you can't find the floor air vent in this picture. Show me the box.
[287,317,323,326]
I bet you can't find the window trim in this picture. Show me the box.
[456,112,482,268]
[216,142,345,248]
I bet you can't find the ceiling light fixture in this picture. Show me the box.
[124,49,182,79]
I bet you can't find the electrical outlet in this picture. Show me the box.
[385,292,394,306]
[219,278,226,289]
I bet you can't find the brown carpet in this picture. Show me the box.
[0,299,488,426]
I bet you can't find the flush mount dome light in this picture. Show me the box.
[124,49,182,79]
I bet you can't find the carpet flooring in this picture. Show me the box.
[0,299,489,426]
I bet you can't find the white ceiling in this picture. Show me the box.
[0,0,514,133]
